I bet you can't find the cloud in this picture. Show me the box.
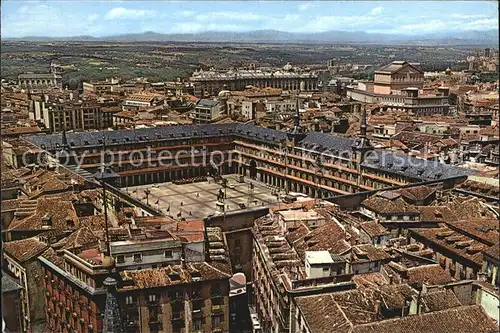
[298,3,313,11]
[297,14,380,33]
[195,11,265,22]
[398,20,447,32]
[464,18,498,30]
[88,14,99,22]
[169,22,253,34]
[176,10,195,18]
[450,13,488,19]
[104,7,155,20]
[371,6,384,15]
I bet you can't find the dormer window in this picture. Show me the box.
[168,273,180,281]
[42,213,52,227]
[66,219,75,228]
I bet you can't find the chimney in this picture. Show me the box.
[374,300,381,318]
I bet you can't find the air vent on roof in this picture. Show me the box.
[387,162,393,168]
[478,226,491,233]
[417,169,425,175]
[111,139,117,144]
[84,140,90,145]
[169,133,174,138]
[98,139,103,144]
[168,273,181,281]
[41,144,46,149]
[125,137,130,142]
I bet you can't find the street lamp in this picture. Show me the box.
[144,189,151,205]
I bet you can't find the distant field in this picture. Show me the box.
[1,41,474,88]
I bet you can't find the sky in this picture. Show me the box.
[1,1,498,38]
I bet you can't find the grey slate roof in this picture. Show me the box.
[362,150,475,181]
[24,124,474,181]
[2,274,21,293]
[18,73,60,79]
[374,61,423,74]
[197,99,219,107]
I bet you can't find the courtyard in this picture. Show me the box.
[126,174,281,220]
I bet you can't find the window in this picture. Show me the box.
[133,254,142,263]
[212,315,223,328]
[116,255,125,264]
[125,296,135,305]
[148,305,159,321]
[164,250,173,258]
[148,294,158,303]
[211,284,221,297]
[193,319,202,330]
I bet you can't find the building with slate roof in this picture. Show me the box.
[348,61,451,116]
[2,273,23,333]
[18,72,62,89]
[21,122,474,201]
[189,68,319,97]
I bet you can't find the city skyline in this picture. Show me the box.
[1,0,498,38]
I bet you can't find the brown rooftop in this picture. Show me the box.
[352,305,497,333]
[3,237,49,263]
[296,284,417,333]
[362,195,420,215]
[119,261,231,290]
[406,264,454,287]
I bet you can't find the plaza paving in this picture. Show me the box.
[126,174,281,220]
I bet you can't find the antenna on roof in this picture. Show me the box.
[93,134,114,269]
[360,106,367,139]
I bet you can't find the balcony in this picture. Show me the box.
[126,303,138,310]
[171,311,184,321]
[211,305,224,313]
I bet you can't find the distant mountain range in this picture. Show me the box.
[4,29,499,46]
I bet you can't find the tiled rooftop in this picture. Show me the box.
[352,305,498,333]
[405,264,455,287]
[7,197,80,232]
[296,284,417,332]
[24,123,474,181]
[3,237,49,263]
[119,261,231,290]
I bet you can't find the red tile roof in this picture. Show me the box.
[3,237,48,263]
[352,305,498,333]
[7,197,79,232]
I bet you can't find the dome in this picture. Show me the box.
[218,90,231,97]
